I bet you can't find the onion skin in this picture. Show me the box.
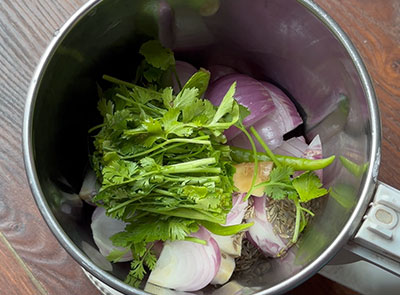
[91,207,132,262]
[211,252,235,285]
[79,169,99,205]
[246,196,286,257]
[273,136,308,158]
[147,227,221,292]
[208,64,237,83]
[206,73,302,150]
[211,194,248,257]
[303,135,323,180]
[206,73,275,140]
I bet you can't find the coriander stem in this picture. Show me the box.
[253,181,294,189]
[250,126,281,167]
[103,74,161,97]
[236,123,258,201]
[123,136,210,159]
[163,157,216,172]
[166,167,221,174]
[148,142,187,158]
[299,206,315,216]
[164,176,220,183]
[107,198,137,213]
[172,145,207,160]
[116,94,163,115]
[153,188,179,197]
[292,199,301,243]
[184,237,207,245]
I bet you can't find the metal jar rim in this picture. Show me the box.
[22,0,381,294]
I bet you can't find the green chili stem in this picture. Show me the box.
[250,126,280,167]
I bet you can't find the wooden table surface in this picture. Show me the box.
[0,0,399,294]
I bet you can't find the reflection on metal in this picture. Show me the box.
[319,261,400,295]
[339,156,369,178]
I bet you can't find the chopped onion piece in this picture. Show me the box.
[91,207,132,262]
[211,194,247,257]
[273,136,307,158]
[148,227,221,292]
[211,253,235,285]
[206,73,275,140]
[206,73,302,150]
[79,169,99,205]
[246,196,286,257]
[226,193,248,225]
[260,82,303,135]
[303,135,323,180]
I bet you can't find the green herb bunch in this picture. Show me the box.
[91,41,246,286]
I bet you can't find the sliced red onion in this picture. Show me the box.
[91,207,132,262]
[79,169,99,205]
[246,196,286,257]
[211,194,248,257]
[206,73,276,140]
[148,227,221,292]
[226,193,248,225]
[206,74,302,150]
[228,114,286,151]
[173,60,198,93]
[260,82,303,134]
[272,136,308,158]
[211,252,235,285]
[208,64,237,83]
[303,135,323,180]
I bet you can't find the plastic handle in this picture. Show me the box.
[345,182,400,276]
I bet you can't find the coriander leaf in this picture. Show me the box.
[210,82,236,125]
[182,185,208,201]
[264,166,296,200]
[238,104,250,124]
[143,66,163,83]
[162,87,174,109]
[161,109,193,137]
[180,68,210,98]
[269,166,294,184]
[102,159,138,187]
[292,172,328,203]
[265,185,291,200]
[139,40,175,70]
[174,87,199,110]
[97,97,114,117]
[107,248,130,263]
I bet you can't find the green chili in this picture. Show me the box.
[230,146,335,171]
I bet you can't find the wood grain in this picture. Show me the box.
[315,0,400,190]
[0,0,398,294]
[0,0,98,294]
[0,232,47,295]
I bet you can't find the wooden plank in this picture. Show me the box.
[0,0,398,294]
[0,232,47,295]
[0,0,99,294]
[314,0,400,189]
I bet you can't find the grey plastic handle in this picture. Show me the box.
[345,182,400,276]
